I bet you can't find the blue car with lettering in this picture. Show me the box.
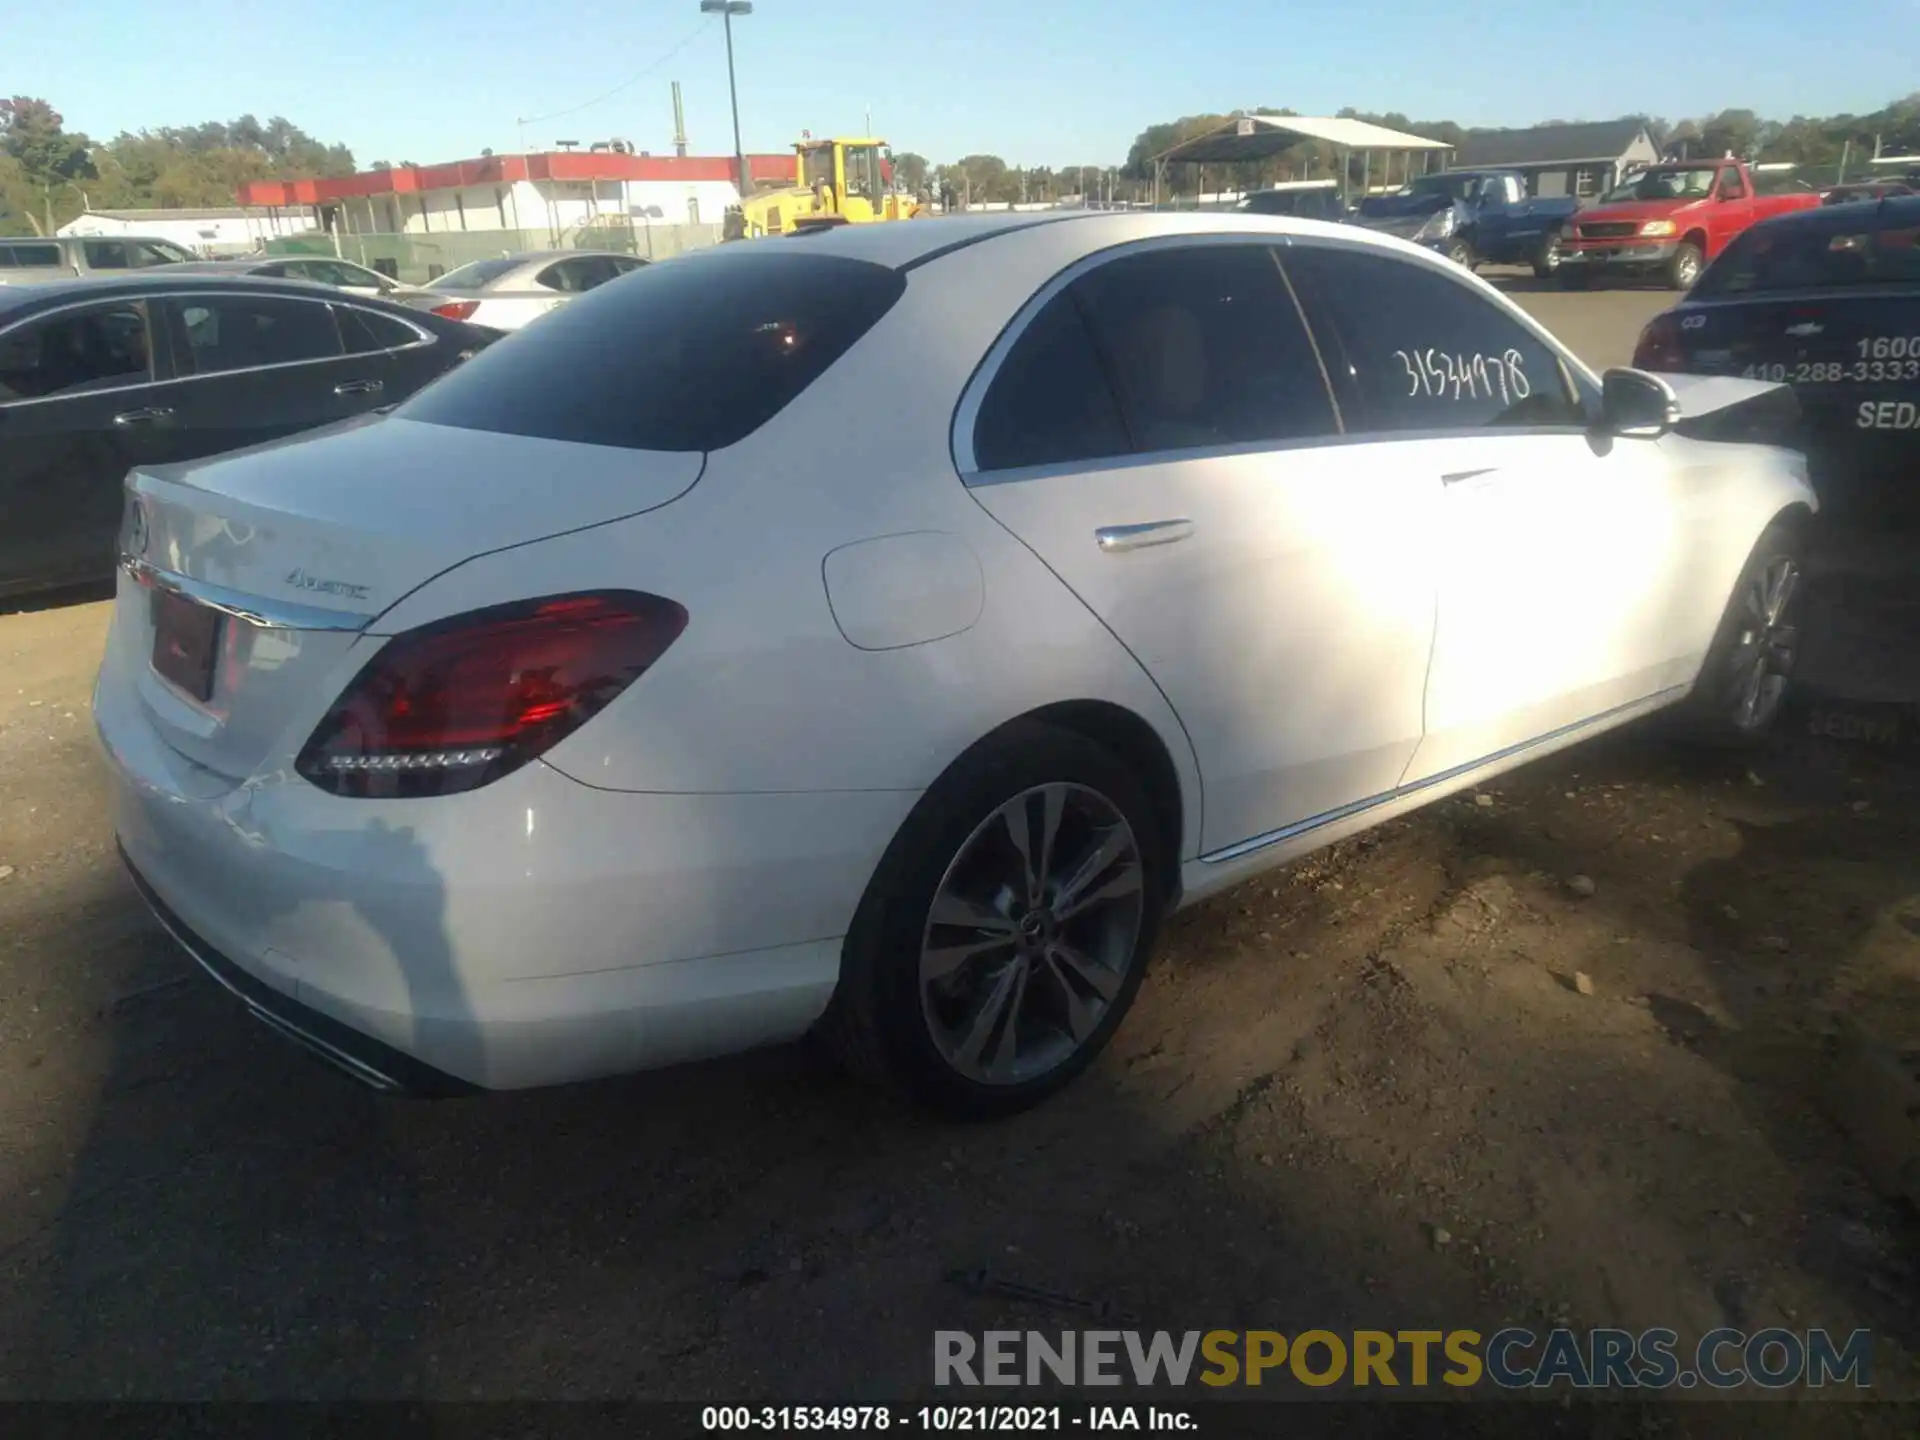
[1629,196,1920,526]
[1353,170,1580,277]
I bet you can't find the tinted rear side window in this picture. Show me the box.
[1072,244,1340,453]
[972,290,1131,472]
[400,251,907,452]
[337,306,424,353]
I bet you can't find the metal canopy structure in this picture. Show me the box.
[1151,114,1456,207]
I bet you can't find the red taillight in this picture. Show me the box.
[431,300,479,321]
[296,591,687,798]
[1632,312,1686,372]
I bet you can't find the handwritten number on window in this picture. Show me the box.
[1396,350,1421,397]
[1391,348,1531,405]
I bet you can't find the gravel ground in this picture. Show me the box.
[2,284,1917,1427]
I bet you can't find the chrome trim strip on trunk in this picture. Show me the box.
[121,558,375,632]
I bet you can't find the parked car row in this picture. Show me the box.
[1243,160,1897,292]
[85,210,1816,1118]
[1,233,648,332]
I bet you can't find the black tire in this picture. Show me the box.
[1558,268,1591,290]
[1445,239,1474,268]
[1667,241,1704,291]
[1678,516,1807,746]
[819,720,1168,1119]
[1532,233,1562,279]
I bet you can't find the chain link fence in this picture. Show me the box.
[265,220,725,284]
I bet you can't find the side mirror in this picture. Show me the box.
[1598,367,1681,439]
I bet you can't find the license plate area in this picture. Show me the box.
[149,588,223,703]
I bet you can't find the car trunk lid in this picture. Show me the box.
[1675,291,1920,388]
[1674,290,1920,518]
[115,411,704,783]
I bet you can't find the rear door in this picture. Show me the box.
[960,239,1441,855]
[1284,242,1703,782]
[0,297,182,590]
[158,291,389,458]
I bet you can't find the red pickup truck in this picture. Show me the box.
[1557,160,1823,290]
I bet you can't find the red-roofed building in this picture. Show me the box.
[237,150,800,241]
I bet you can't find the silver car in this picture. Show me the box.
[0,234,196,286]
[163,256,445,311]
[421,250,647,331]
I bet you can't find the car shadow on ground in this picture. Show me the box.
[0,580,114,619]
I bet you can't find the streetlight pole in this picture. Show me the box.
[700,0,753,199]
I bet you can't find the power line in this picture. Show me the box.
[515,20,716,129]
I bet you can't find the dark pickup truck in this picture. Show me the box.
[1350,169,1580,276]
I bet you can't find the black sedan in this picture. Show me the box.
[1631,196,1920,527]
[0,275,497,599]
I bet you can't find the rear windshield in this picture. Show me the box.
[429,257,524,291]
[398,249,907,452]
[1696,219,1920,294]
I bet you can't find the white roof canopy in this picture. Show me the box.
[1157,114,1454,165]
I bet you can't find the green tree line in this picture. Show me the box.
[1,96,354,236]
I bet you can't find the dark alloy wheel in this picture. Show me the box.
[1681,518,1805,744]
[820,721,1167,1118]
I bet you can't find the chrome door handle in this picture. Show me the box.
[1096,519,1194,553]
[112,407,175,427]
[333,379,384,396]
[1441,467,1498,485]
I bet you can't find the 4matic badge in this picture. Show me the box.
[285,568,372,601]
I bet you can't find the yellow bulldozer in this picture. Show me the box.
[724,136,925,239]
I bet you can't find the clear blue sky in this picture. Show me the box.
[12,0,1917,169]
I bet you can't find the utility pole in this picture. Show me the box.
[700,1,753,197]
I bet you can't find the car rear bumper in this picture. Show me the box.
[119,847,479,1096]
[96,648,916,1092]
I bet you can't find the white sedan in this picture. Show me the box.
[422,249,647,331]
[96,211,1813,1117]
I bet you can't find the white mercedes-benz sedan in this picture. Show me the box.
[96,211,1815,1117]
